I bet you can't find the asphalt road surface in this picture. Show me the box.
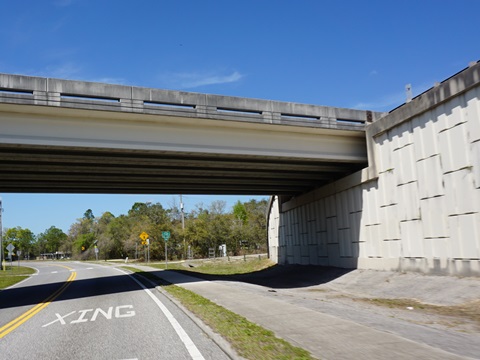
[0,261,230,360]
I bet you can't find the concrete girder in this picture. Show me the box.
[0,73,380,195]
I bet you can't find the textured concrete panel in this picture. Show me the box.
[349,212,362,243]
[435,97,468,133]
[307,221,316,245]
[444,169,478,215]
[301,233,309,247]
[449,214,480,259]
[308,245,318,265]
[380,205,401,240]
[292,222,300,246]
[420,196,449,239]
[391,120,413,150]
[347,187,363,213]
[394,144,417,185]
[327,243,340,262]
[447,95,468,128]
[293,245,301,264]
[299,207,307,235]
[384,239,402,258]
[362,183,380,225]
[306,202,315,221]
[434,103,450,133]
[318,231,328,257]
[416,155,444,199]
[472,140,480,189]
[326,217,338,244]
[400,220,424,258]
[375,132,393,172]
[336,191,350,229]
[315,200,327,232]
[439,123,471,173]
[378,170,397,207]
[325,195,336,217]
[424,238,448,259]
[465,87,480,142]
[365,224,382,257]
[397,182,421,221]
[338,229,353,257]
[412,110,439,161]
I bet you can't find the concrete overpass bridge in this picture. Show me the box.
[0,73,381,195]
[2,62,479,277]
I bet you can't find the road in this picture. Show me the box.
[0,261,230,360]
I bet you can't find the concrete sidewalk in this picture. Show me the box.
[128,265,474,360]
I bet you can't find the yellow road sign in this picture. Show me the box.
[139,232,149,241]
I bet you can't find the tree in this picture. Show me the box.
[96,212,115,260]
[5,198,268,262]
[233,200,248,225]
[243,199,268,252]
[37,226,68,254]
[185,201,231,258]
[106,214,130,259]
[83,209,95,221]
[68,209,98,259]
[4,227,36,259]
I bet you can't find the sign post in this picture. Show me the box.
[7,243,14,267]
[139,232,149,263]
[162,231,170,269]
[146,238,150,263]
[16,250,21,267]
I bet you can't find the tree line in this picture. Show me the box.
[1,199,268,261]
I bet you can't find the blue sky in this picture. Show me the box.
[1,0,479,235]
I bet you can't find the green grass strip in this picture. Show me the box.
[149,258,274,275]
[0,266,35,290]
[122,266,314,360]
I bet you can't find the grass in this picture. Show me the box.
[149,257,275,275]
[0,266,35,290]
[122,265,314,360]
[357,297,480,327]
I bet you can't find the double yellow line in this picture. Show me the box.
[0,266,77,338]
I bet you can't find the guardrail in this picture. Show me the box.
[0,73,383,131]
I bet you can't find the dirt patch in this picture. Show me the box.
[351,298,480,329]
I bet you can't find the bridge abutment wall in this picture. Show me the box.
[268,62,480,276]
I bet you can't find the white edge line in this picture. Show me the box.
[115,268,205,360]
[4,266,39,289]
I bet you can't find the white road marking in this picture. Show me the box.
[42,306,135,327]
[51,271,58,274]
[42,311,76,327]
[116,268,205,360]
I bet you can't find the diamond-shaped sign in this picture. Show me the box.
[139,232,149,241]
[6,243,15,252]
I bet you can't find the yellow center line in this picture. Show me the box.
[0,265,77,339]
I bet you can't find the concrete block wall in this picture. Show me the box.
[268,62,480,276]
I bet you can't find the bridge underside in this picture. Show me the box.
[0,144,365,195]
[0,73,378,196]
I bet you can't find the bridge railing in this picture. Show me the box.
[0,73,384,131]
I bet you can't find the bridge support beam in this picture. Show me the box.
[0,73,380,195]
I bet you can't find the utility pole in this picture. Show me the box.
[0,198,4,271]
[180,194,185,259]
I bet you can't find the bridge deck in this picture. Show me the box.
[0,74,383,195]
